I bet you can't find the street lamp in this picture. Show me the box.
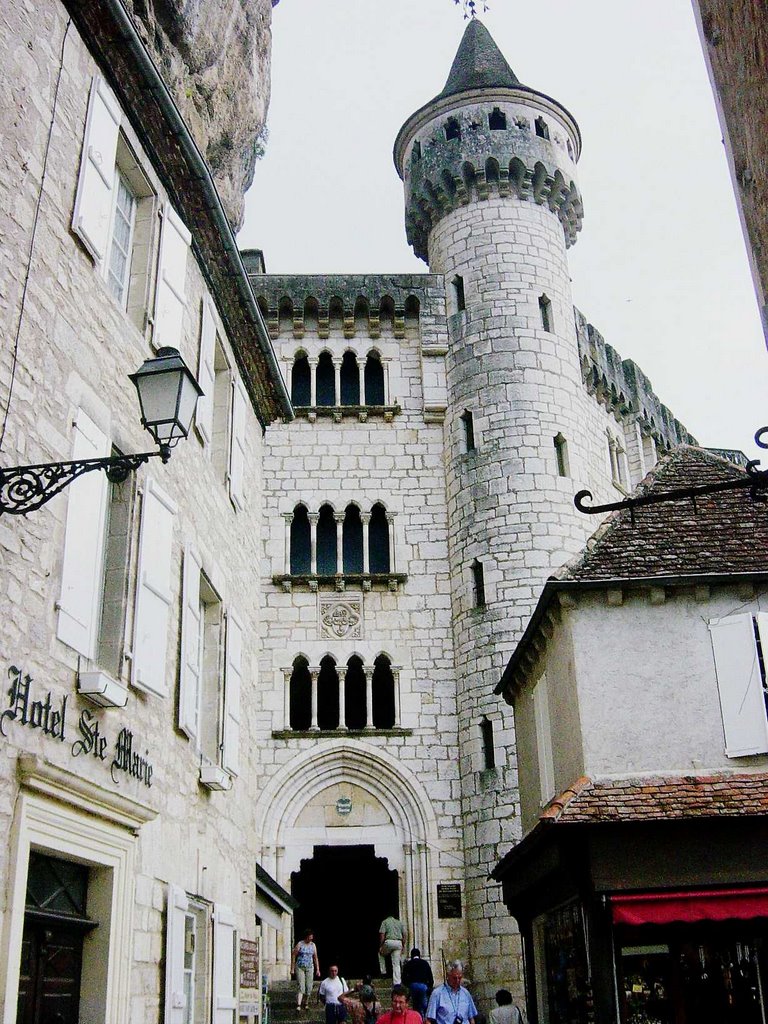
[0,347,203,516]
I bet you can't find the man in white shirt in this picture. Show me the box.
[319,965,350,1024]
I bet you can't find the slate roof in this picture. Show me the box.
[492,772,768,879]
[439,20,521,99]
[559,446,768,581]
[540,773,768,824]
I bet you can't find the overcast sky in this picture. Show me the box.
[239,0,768,458]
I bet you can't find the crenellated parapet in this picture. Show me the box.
[395,92,584,261]
[575,310,698,450]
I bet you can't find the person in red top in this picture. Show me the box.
[377,985,423,1024]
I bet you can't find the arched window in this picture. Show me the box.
[344,655,366,730]
[368,503,390,574]
[340,351,360,406]
[290,504,311,574]
[317,504,337,576]
[289,656,311,730]
[372,654,396,729]
[343,505,363,574]
[316,351,335,406]
[291,354,311,406]
[364,353,385,406]
[317,655,339,730]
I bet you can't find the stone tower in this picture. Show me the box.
[394,21,605,991]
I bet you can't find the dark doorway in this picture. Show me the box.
[291,845,399,979]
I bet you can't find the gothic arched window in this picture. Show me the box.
[345,655,366,730]
[289,656,311,731]
[317,655,339,730]
[316,351,335,407]
[372,654,396,729]
[291,354,311,406]
[317,504,337,576]
[290,504,311,575]
[340,351,360,406]
[343,504,363,574]
[364,353,385,406]
[369,503,390,574]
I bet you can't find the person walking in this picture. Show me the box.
[291,928,320,1011]
[319,964,350,1024]
[488,990,524,1024]
[425,962,477,1024]
[378,914,407,984]
[375,984,423,1024]
[401,949,434,1018]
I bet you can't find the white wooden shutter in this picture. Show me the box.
[222,611,243,776]
[72,77,121,263]
[132,478,176,697]
[212,904,238,1024]
[709,614,768,756]
[196,296,217,445]
[533,676,555,802]
[179,546,203,739]
[165,884,189,1024]
[228,379,247,510]
[153,204,191,350]
[56,409,110,657]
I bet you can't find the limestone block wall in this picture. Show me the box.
[253,276,474,969]
[0,5,271,1019]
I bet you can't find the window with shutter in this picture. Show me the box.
[132,479,176,697]
[153,204,191,350]
[165,885,189,1024]
[533,675,555,804]
[228,381,247,510]
[179,547,203,740]
[195,296,218,446]
[212,905,238,1024]
[709,614,768,756]
[221,612,243,777]
[72,77,121,263]
[56,410,111,658]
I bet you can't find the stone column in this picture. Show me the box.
[358,357,366,405]
[382,357,392,405]
[308,512,319,575]
[361,512,371,574]
[283,668,292,730]
[308,357,317,407]
[338,665,348,730]
[310,667,320,730]
[393,667,402,727]
[364,666,374,729]
[335,512,345,574]
[283,513,292,575]
[386,513,397,572]
[333,358,342,406]
[417,841,431,957]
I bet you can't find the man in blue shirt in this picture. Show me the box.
[426,962,477,1024]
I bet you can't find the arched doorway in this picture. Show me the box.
[291,845,398,979]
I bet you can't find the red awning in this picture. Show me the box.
[611,888,768,926]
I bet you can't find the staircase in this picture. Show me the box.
[268,980,368,1024]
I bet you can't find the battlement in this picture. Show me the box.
[243,264,445,340]
[575,310,697,450]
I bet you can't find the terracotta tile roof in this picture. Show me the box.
[541,772,768,824]
[558,446,768,581]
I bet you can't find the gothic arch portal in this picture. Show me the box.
[254,742,439,976]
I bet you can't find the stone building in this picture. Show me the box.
[0,1,291,1022]
[247,20,694,1002]
[692,0,768,342]
[493,447,768,1024]
[0,3,706,1021]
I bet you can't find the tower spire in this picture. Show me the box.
[440,20,521,99]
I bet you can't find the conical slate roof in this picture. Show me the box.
[439,19,521,98]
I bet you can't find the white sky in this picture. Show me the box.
[239,0,768,458]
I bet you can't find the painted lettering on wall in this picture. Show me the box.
[2,665,154,788]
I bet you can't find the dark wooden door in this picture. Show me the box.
[17,919,84,1024]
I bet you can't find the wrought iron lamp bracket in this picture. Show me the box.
[0,448,169,516]
[574,426,768,516]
